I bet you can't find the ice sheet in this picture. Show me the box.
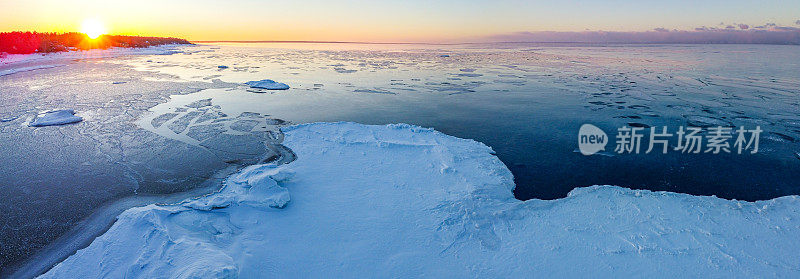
[41,122,800,278]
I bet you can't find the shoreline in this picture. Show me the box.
[3,166,237,279]
[0,47,293,277]
[0,44,188,67]
[6,140,296,279]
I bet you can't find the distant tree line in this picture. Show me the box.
[0,32,192,54]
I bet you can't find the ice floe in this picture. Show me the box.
[353,88,396,95]
[333,67,357,74]
[29,109,83,127]
[185,98,213,108]
[244,79,290,90]
[41,122,800,278]
[135,94,289,164]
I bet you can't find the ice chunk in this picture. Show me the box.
[194,111,225,123]
[237,112,261,118]
[186,123,226,142]
[230,120,259,132]
[40,123,800,278]
[244,79,290,90]
[184,164,292,210]
[333,67,357,74]
[151,113,179,128]
[353,88,396,95]
[29,110,83,127]
[167,111,202,134]
[185,98,213,108]
[264,118,286,125]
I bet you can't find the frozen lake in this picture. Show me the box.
[126,42,800,201]
[1,42,799,275]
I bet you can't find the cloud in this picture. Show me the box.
[479,23,800,45]
[773,26,800,31]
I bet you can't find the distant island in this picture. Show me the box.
[0,32,191,55]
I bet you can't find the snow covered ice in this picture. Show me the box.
[41,122,800,278]
[29,109,83,127]
[244,79,290,90]
[0,44,186,66]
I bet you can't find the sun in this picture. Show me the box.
[81,18,106,39]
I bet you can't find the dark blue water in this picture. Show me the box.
[177,43,800,201]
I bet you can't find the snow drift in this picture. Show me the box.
[40,122,800,278]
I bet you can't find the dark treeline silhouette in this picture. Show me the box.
[0,32,192,54]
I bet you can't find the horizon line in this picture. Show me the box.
[191,40,800,46]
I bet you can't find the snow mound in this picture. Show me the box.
[29,109,83,127]
[183,164,292,210]
[244,79,290,90]
[41,122,800,278]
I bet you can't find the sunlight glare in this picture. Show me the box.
[81,18,106,39]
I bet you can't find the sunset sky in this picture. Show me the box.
[1,0,799,42]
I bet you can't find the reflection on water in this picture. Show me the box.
[133,42,800,201]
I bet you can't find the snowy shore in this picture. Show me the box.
[40,122,800,278]
[0,44,185,69]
